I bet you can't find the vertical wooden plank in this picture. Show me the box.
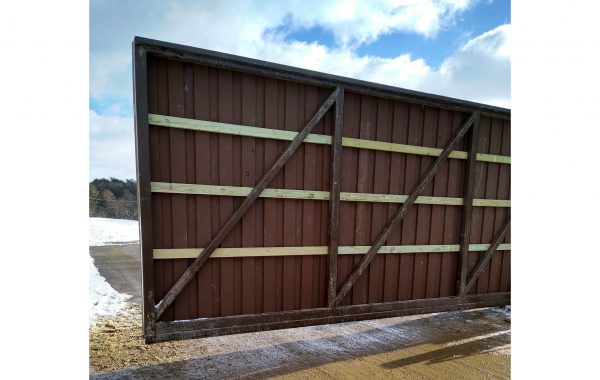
[352,94,374,305]
[426,108,450,299]
[339,92,359,306]
[241,73,257,315]
[183,62,198,318]
[312,89,326,308]
[384,102,409,302]
[457,111,480,296]
[439,111,464,296]
[398,104,421,300]
[368,98,390,304]
[168,60,189,321]
[413,106,437,300]
[157,58,174,321]
[320,90,332,307]
[476,116,496,294]
[193,64,213,318]
[282,81,297,311]
[466,114,488,296]
[483,117,504,293]
[232,73,243,316]
[254,76,265,313]
[302,86,317,309]
[208,68,221,317]
[499,119,511,292]
[262,78,278,312]
[293,84,306,310]
[218,69,235,317]
[275,80,286,312]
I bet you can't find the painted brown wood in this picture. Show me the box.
[133,43,156,338]
[282,81,298,311]
[426,108,450,299]
[498,119,511,293]
[383,102,408,302]
[480,117,502,294]
[463,215,511,296]
[351,94,375,306]
[398,104,421,301]
[208,67,221,318]
[369,98,391,304]
[327,87,344,306]
[183,62,198,318]
[241,73,257,315]
[138,38,509,120]
[332,112,475,306]
[301,85,317,309]
[192,64,211,318]
[154,87,340,320]
[157,57,174,321]
[456,112,480,296]
[136,39,510,342]
[149,292,510,343]
[262,77,278,313]
[413,106,437,300]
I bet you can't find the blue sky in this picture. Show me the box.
[287,0,510,68]
[90,0,511,180]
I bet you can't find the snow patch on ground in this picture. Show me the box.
[90,217,139,246]
[89,256,132,326]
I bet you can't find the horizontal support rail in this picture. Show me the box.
[151,182,511,207]
[149,292,510,342]
[148,114,511,164]
[154,243,511,259]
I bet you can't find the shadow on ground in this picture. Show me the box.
[91,308,510,379]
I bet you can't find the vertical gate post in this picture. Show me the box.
[132,39,156,342]
[457,111,480,296]
[327,88,344,307]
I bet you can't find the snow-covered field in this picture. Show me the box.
[89,217,139,246]
[89,256,132,326]
[89,217,138,326]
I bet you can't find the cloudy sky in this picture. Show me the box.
[90,0,510,180]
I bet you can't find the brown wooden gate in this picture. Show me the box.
[133,37,511,343]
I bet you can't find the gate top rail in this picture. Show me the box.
[134,36,510,120]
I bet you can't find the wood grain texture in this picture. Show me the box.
[462,215,511,296]
[151,182,511,207]
[331,113,476,306]
[153,88,339,320]
[148,113,511,164]
[327,88,344,306]
[141,51,510,339]
[457,112,480,296]
[154,243,511,259]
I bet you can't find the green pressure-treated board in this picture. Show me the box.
[154,243,512,259]
[151,182,511,207]
[148,114,511,164]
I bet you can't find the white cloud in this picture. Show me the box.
[89,111,135,180]
[422,24,511,107]
[90,0,480,102]
[90,0,510,180]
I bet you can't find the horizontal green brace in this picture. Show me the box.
[154,243,512,259]
[148,114,511,164]
[151,182,511,208]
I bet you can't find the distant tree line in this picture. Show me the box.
[89,178,138,220]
